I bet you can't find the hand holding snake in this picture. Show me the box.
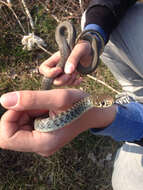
[36,21,105,132]
[0,89,116,156]
[39,21,102,88]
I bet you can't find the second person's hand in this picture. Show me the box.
[39,40,92,87]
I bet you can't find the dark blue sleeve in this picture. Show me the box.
[90,102,143,142]
[85,0,137,40]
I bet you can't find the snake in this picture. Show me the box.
[34,94,113,132]
[34,21,107,132]
[41,21,104,90]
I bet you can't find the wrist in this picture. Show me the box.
[81,30,104,56]
[84,24,107,44]
[74,105,117,133]
[86,105,117,129]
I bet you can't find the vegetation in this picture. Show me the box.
[0,0,128,189]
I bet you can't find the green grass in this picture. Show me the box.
[0,1,122,189]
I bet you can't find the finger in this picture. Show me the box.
[53,74,72,86]
[1,110,23,123]
[66,72,78,86]
[64,41,91,74]
[27,110,49,117]
[41,67,62,78]
[0,110,40,136]
[0,110,45,152]
[53,72,81,86]
[0,123,37,152]
[67,76,83,87]
[0,110,24,138]
[0,89,87,111]
[40,51,60,68]
[0,110,48,152]
[72,77,83,86]
[39,52,62,78]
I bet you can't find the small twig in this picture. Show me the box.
[21,0,35,31]
[0,0,26,33]
[10,6,26,33]
[36,44,52,56]
[20,1,51,54]
[87,74,121,94]
[50,13,60,23]
[40,2,60,23]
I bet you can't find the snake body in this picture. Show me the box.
[41,21,76,90]
[41,21,102,90]
[34,96,93,132]
[34,94,113,132]
[34,21,105,132]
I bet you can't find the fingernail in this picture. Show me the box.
[65,62,74,74]
[0,92,18,107]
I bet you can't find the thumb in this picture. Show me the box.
[0,89,87,111]
[64,41,91,74]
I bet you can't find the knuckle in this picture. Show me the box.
[0,140,9,150]
[54,79,66,86]
[40,67,57,78]
[53,75,66,86]
[39,64,48,75]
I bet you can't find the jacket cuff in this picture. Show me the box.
[90,102,143,142]
[84,24,107,43]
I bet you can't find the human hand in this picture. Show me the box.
[0,89,89,156]
[39,40,92,87]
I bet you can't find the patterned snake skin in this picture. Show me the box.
[34,95,113,132]
[34,21,106,132]
[34,96,93,132]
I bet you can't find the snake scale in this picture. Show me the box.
[34,21,109,132]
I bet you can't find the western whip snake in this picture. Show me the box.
[34,21,106,132]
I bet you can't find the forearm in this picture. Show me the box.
[83,105,117,130]
[53,104,117,151]
[72,104,117,134]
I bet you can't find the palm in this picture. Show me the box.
[0,89,87,156]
